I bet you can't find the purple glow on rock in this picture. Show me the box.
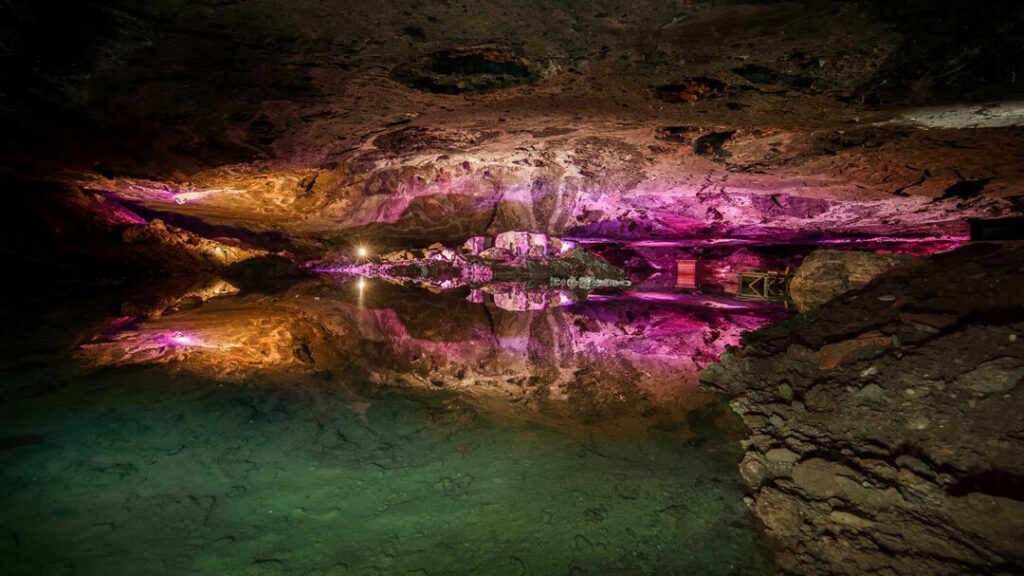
[169,189,243,204]
[110,315,138,329]
[102,200,149,225]
[461,236,488,255]
[494,231,532,257]
[480,285,578,311]
[77,269,795,400]
[167,331,197,346]
[490,284,550,311]
[316,232,581,293]
[428,248,458,262]
[460,262,494,283]
[99,329,212,361]
[569,235,968,254]
[113,182,242,206]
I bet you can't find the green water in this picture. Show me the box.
[0,280,776,576]
[1,368,772,576]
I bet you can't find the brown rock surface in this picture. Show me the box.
[789,250,918,312]
[2,1,1022,256]
[701,242,1024,576]
[121,219,264,270]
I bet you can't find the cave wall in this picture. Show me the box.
[1,0,1021,258]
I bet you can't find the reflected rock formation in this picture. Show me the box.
[78,275,787,424]
[316,230,626,295]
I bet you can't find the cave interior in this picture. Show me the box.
[1,1,1023,575]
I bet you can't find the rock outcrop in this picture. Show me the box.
[789,250,919,312]
[5,2,1023,255]
[121,219,263,270]
[701,242,1024,576]
[320,231,625,298]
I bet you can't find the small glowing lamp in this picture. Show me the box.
[357,246,369,258]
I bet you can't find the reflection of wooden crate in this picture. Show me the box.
[676,260,698,289]
[736,269,791,302]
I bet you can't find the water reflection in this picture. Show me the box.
[76,274,787,424]
[1,251,797,576]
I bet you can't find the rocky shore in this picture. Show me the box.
[701,242,1024,575]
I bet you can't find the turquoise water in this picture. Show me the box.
[0,281,776,576]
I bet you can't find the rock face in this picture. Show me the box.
[789,250,918,312]
[319,231,626,305]
[701,242,1024,576]
[121,219,263,270]
[3,1,1023,259]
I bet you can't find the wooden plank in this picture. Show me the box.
[676,260,697,289]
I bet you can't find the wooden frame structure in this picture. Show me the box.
[736,268,792,303]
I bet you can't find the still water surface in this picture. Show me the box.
[1,268,784,575]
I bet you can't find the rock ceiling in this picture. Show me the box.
[2,0,1022,257]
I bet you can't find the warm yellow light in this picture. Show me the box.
[357,246,368,258]
[357,278,366,291]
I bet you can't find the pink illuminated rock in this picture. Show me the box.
[491,285,548,311]
[461,236,488,255]
[167,331,196,346]
[78,274,786,417]
[460,262,494,283]
[551,238,576,256]
[494,231,531,257]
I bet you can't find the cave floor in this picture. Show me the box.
[0,268,793,576]
[0,369,774,576]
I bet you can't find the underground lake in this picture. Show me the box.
[2,245,798,576]
[2,1,1023,574]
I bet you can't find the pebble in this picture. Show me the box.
[878,295,897,302]
[907,416,929,430]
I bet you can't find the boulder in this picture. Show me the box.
[700,242,1024,576]
[789,250,917,312]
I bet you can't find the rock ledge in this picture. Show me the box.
[702,242,1024,576]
